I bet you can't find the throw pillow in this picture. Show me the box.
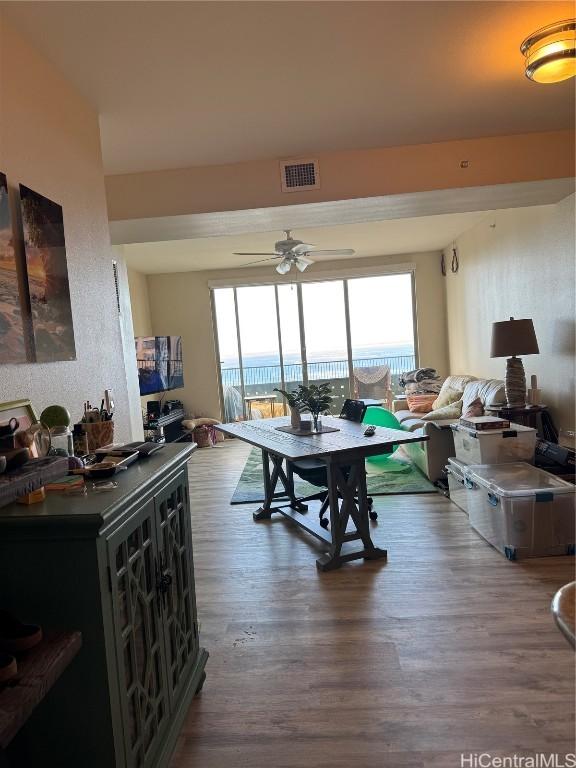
[432,386,463,411]
[421,399,463,421]
[462,397,483,418]
[406,394,436,413]
[182,416,220,431]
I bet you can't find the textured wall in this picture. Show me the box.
[0,17,140,439]
[127,268,153,337]
[126,265,159,417]
[445,194,575,433]
[142,251,448,419]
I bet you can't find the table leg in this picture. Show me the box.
[253,451,306,520]
[316,457,387,571]
[254,449,274,520]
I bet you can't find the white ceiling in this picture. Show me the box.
[122,210,492,274]
[3,1,574,175]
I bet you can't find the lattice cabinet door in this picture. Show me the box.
[155,470,199,707]
[107,499,170,768]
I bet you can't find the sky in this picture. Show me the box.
[214,273,415,363]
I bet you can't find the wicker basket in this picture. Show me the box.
[193,425,223,448]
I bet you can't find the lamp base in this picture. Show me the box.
[505,356,526,408]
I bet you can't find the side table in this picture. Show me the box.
[494,405,546,429]
[488,405,558,441]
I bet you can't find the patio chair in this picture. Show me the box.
[353,364,393,409]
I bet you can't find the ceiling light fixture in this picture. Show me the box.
[521,19,576,83]
[275,258,291,275]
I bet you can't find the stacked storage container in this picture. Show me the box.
[463,463,575,560]
[446,457,469,514]
[445,422,537,514]
[451,422,537,465]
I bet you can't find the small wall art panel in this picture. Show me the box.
[19,184,76,362]
[0,172,26,363]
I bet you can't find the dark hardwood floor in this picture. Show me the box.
[172,440,575,768]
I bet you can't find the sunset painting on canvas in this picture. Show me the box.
[20,184,76,362]
[0,172,26,363]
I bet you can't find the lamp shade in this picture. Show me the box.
[490,317,539,358]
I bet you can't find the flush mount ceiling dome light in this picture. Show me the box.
[521,19,576,83]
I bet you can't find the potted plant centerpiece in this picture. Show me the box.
[274,387,303,429]
[275,383,333,432]
[297,383,333,432]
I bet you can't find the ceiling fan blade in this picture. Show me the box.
[295,256,314,272]
[233,251,280,257]
[310,249,355,257]
[240,257,281,266]
[292,243,316,255]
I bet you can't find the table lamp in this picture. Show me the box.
[490,317,539,407]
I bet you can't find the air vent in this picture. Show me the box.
[280,159,320,192]
[112,260,121,315]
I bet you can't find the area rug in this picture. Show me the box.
[230,447,436,504]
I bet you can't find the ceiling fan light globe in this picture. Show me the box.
[276,259,292,275]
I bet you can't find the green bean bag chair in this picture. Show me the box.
[363,406,407,468]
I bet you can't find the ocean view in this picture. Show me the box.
[220,343,416,388]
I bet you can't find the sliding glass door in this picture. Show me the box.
[347,273,416,403]
[236,285,282,417]
[301,280,351,414]
[277,284,304,395]
[213,288,244,421]
[212,272,417,421]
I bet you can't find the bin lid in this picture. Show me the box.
[447,457,468,476]
[464,462,575,497]
[451,422,536,437]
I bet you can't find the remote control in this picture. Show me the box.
[364,425,376,437]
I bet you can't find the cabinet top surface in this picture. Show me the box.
[0,443,195,530]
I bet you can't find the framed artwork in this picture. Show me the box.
[19,184,76,362]
[0,399,40,455]
[0,172,26,363]
[0,398,38,430]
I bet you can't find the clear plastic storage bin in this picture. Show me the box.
[451,423,536,465]
[446,457,469,514]
[464,462,575,560]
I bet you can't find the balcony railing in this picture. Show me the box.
[220,354,415,390]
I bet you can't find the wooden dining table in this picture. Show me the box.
[216,415,429,571]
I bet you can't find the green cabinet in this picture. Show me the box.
[0,444,207,768]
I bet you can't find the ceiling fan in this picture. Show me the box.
[234,230,355,274]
